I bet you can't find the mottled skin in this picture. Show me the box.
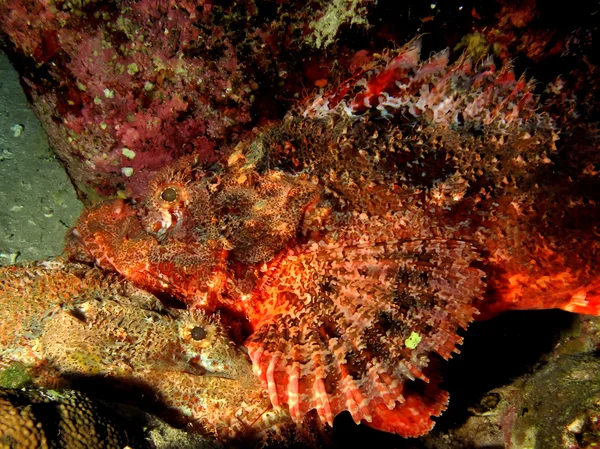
[67,39,600,436]
[0,261,289,440]
[42,288,250,381]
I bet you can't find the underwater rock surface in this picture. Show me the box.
[418,313,600,449]
[0,386,225,449]
[0,52,82,265]
[0,387,151,449]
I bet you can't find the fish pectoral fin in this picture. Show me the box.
[246,238,485,436]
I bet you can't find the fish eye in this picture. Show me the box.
[161,187,178,202]
[190,326,207,341]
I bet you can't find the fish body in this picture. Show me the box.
[67,38,600,436]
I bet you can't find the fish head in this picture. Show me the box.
[176,310,255,382]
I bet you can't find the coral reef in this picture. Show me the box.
[306,0,374,49]
[0,0,596,202]
[0,0,257,199]
[0,0,384,200]
[0,386,224,449]
[0,0,599,446]
[416,312,600,449]
[66,36,600,438]
[507,354,600,448]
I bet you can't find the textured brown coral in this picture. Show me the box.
[0,387,150,449]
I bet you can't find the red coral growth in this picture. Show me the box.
[0,0,385,200]
[0,1,257,197]
[476,0,566,63]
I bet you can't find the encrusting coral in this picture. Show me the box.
[0,0,387,200]
[0,385,229,449]
[0,387,150,449]
[65,37,600,438]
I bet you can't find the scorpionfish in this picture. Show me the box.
[67,38,600,437]
[0,261,287,439]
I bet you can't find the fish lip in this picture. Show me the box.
[67,227,84,246]
[187,357,237,380]
[186,358,208,375]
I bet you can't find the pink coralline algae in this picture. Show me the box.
[0,0,387,201]
[0,0,256,198]
[66,37,600,438]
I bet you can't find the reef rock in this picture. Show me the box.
[0,387,150,449]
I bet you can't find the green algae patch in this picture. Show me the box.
[43,389,65,400]
[405,331,422,350]
[0,363,32,388]
[306,0,373,48]
[454,32,501,62]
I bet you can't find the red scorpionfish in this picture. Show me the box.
[66,38,600,437]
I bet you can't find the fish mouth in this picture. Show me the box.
[65,227,95,264]
[187,356,237,380]
[184,358,208,376]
